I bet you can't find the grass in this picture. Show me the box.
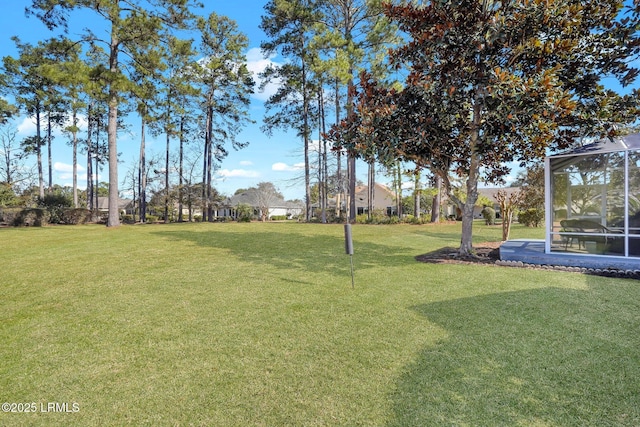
[1,221,639,426]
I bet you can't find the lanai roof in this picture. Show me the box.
[550,133,640,157]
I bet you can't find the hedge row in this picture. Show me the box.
[0,207,95,226]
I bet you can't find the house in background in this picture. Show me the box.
[353,183,398,216]
[476,187,522,218]
[216,192,304,220]
[96,197,134,216]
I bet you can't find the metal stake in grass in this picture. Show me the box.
[344,224,355,289]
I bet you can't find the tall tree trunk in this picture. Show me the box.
[206,103,214,222]
[302,55,311,222]
[202,114,209,222]
[178,116,184,222]
[320,89,328,224]
[86,103,93,212]
[139,117,146,223]
[106,28,120,227]
[164,129,170,224]
[72,112,78,208]
[414,170,421,219]
[348,154,356,221]
[431,174,441,223]
[95,135,99,214]
[459,98,482,255]
[35,107,44,199]
[334,78,343,220]
[396,163,402,218]
[347,76,356,223]
[368,161,375,219]
[47,112,53,194]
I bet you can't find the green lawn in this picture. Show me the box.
[1,222,639,426]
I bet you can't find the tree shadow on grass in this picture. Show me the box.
[151,228,416,276]
[388,281,640,426]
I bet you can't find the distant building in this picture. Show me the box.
[216,192,304,220]
[353,183,398,216]
[96,197,134,215]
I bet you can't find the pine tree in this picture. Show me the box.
[27,0,201,226]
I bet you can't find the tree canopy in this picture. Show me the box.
[329,0,640,254]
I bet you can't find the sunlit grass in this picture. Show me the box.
[1,222,639,426]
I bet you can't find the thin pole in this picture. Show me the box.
[350,254,355,289]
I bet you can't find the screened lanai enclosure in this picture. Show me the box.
[546,133,640,259]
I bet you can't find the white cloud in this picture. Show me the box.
[239,160,254,166]
[16,117,36,136]
[54,162,87,180]
[16,114,88,137]
[246,47,282,102]
[272,162,304,172]
[217,168,260,179]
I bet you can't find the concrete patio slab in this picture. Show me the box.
[499,239,640,271]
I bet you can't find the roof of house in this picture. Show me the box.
[96,196,133,210]
[477,187,521,201]
[223,192,303,210]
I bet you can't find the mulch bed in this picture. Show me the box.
[415,241,502,265]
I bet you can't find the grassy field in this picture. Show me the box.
[1,221,639,426]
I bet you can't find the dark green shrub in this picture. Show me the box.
[0,207,22,225]
[235,203,253,222]
[518,208,544,227]
[271,215,288,221]
[38,194,72,224]
[13,208,50,226]
[62,208,92,225]
[481,206,496,225]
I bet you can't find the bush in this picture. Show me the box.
[13,208,50,226]
[481,206,496,225]
[271,215,288,221]
[518,208,544,227]
[38,194,73,224]
[62,208,92,225]
[121,214,135,224]
[146,215,159,223]
[0,207,22,225]
[235,203,254,222]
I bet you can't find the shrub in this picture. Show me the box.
[518,208,544,227]
[356,214,368,224]
[13,208,50,226]
[235,203,254,222]
[62,208,92,225]
[0,207,21,225]
[38,194,72,224]
[146,215,159,223]
[271,215,288,221]
[481,206,496,225]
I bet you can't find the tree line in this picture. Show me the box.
[0,0,254,225]
[1,0,639,255]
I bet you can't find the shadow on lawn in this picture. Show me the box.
[388,281,640,426]
[151,228,415,275]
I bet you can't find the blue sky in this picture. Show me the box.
[0,0,374,201]
[2,1,637,200]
